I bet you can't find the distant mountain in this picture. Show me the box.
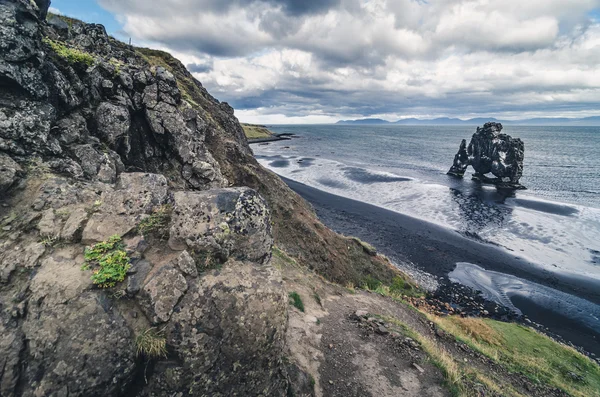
[336,116,600,126]
[336,118,391,125]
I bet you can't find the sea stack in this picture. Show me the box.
[448,122,525,189]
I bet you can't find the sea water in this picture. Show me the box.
[253,125,600,282]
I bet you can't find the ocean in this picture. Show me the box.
[252,124,600,342]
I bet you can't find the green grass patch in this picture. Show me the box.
[241,123,274,140]
[288,291,305,312]
[431,315,600,397]
[137,205,172,239]
[380,314,517,397]
[43,37,95,67]
[82,235,130,288]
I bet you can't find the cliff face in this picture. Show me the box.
[0,1,405,396]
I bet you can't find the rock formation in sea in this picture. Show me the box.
[0,1,404,395]
[448,122,525,189]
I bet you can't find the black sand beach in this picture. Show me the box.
[282,176,600,356]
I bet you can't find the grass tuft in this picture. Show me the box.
[288,291,305,312]
[135,328,168,359]
[40,234,62,247]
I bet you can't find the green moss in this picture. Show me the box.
[43,37,95,67]
[288,291,305,312]
[82,235,130,288]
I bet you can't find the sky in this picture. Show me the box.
[50,0,600,124]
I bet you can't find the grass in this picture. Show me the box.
[362,275,423,299]
[431,315,600,397]
[135,328,168,359]
[288,291,305,312]
[40,234,62,248]
[351,237,377,256]
[379,314,519,397]
[137,205,172,239]
[241,123,274,140]
[82,235,131,288]
[42,37,95,67]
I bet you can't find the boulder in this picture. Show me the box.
[82,172,169,243]
[168,187,273,264]
[149,259,288,396]
[0,152,22,193]
[95,101,131,145]
[448,122,525,189]
[138,264,188,324]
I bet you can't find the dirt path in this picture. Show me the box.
[279,255,577,397]
[281,260,448,396]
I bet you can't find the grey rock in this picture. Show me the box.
[376,325,389,335]
[152,259,288,396]
[448,122,525,189]
[168,187,273,264]
[95,102,130,145]
[37,208,61,236]
[0,315,24,397]
[21,254,136,395]
[176,250,198,278]
[0,241,45,284]
[138,264,188,324]
[82,172,168,243]
[47,14,70,36]
[52,112,88,145]
[126,259,153,296]
[34,0,51,18]
[60,207,89,242]
[0,152,22,193]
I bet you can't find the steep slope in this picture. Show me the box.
[0,1,410,396]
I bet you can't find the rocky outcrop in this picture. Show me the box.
[0,1,409,395]
[448,122,525,189]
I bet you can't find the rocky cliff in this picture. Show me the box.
[0,1,406,396]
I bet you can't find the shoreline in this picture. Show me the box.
[281,176,600,356]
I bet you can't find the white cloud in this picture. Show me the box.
[98,0,600,121]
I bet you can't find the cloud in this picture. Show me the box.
[187,61,214,74]
[98,0,600,122]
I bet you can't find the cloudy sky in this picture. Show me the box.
[52,0,600,123]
